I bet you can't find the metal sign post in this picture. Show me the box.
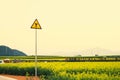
[35,29,37,79]
[31,19,42,80]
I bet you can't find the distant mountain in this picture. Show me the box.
[79,48,120,56]
[0,45,27,56]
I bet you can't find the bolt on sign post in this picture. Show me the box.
[31,19,42,79]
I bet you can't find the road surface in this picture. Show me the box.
[0,76,17,80]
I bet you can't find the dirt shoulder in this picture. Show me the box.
[0,74,40,80]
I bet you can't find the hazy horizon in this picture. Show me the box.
[1,45,120,56]
[0,0,120,56]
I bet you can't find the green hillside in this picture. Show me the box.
[0,45,27,56]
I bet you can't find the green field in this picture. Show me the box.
[0,62,120,80]
[0,55,119,62]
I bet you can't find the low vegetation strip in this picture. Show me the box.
[0,56,120,62]
[0,62,120,80]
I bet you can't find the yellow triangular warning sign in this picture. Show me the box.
[31,19,42,29]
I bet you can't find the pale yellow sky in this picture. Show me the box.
[0,0,120,56]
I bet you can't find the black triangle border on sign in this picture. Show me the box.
[31,19,42,29]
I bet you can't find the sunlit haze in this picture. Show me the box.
[0,0,120,56]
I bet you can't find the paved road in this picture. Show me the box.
[0,76,17,80]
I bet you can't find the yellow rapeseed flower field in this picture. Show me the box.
[0,62,120,80]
